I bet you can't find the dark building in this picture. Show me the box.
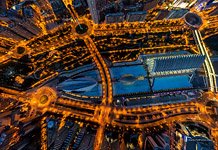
[166,9,189,19]
[143,0,160,11]
[0,11,42,41]
[73,0,88,16]
[0,0,7,13]
[48,0,70,19]
[87,0,107,23]
[105,12,125,23]
[208,2,218,16]
[87,0,156,24]
[144,135,170,150]
[156,10,170,20]
[126,11,147,22]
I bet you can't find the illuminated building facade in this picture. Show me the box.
[146,53,205,76]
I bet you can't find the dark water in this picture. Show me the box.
[204,34,218,55]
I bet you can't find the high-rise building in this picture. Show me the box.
[22,6,34,18]
[166,9,189,19]
[126,11,146,22]
[87,0,107,23]
[0,11,42,41]
[105,12,125,23]
[0,0,7,13]
[37,0,56,22]
[171,0,193,8]
[0,26,25,41]
[208,2,218,16]
[9,23,34,39]
[123,3,143,13]
[156,10,170,20]
[20,21,41,36]
[48,0,70,19]
[87,0,148,23]
[73,0,88,16]
[143,0,160,11]
[144,135,170,150]
[0,39,14,53]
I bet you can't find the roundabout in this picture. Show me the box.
[16,46,26,54]
[27,86,57,111]
[75,24,88,34]
[184,12,203,29]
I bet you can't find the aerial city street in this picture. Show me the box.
[0,0,218,149]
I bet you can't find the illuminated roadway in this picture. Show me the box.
[1,86,218,149]
[193,30,217,92]
[93,18,186,36]
[0,6,218,150]
[84,36,113,150]
[62,0,79,22]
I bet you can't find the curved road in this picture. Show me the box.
[193,30,217,92]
